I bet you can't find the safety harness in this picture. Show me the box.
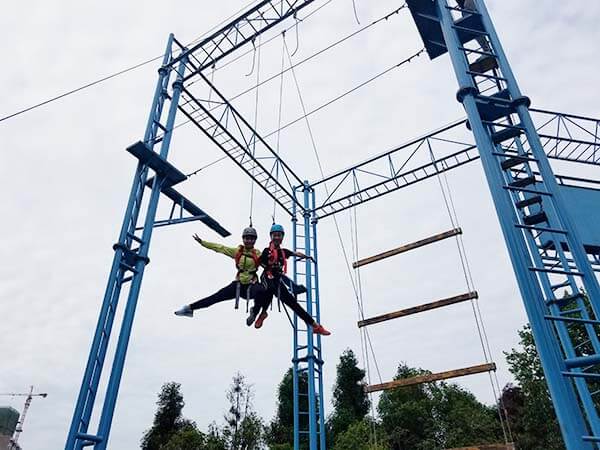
[234,245,261,311]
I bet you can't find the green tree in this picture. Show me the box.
[162,423,206,450]
[328,349,370,439]
[504,325,564,450]
[377,364,502,449]
[141,382,193,450]
[222,372,264,450]
[265,368,309,449]
[331,419,385,450]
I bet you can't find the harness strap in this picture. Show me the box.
[234,281,241,310]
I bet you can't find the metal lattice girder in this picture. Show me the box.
[170,0,317,77]
[532,109,600,165]
[178,71,303,215]
[310,109,600,219]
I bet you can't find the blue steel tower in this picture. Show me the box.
[64,1,600,449]
[406,0,600,447]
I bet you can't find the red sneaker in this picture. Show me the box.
[312,324,331,336]
[254,311,269,329]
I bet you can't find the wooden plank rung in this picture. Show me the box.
[358,291,478,328]
[365,363,496,393]
[352,228,462,268]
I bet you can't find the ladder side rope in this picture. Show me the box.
[350,207,380,448]
[283,34,384,383]
[428,146,514,444]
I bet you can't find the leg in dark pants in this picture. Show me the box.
[189,281,238,310]
[264,277,315,326]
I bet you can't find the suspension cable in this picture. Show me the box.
[185,47,424,179]
[249,36,262,226]
[0,0,267,124]
[283,34,384,383]
[272,33,287,222]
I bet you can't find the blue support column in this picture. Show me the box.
[404,0,600,447]
[65,36,188,450]
[292,182,326,450]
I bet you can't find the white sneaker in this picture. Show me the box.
[174,305,193,318]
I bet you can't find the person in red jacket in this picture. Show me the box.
[174,227,269,325]
[250,223,331,336]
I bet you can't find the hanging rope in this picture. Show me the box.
[427,146,514,445]
[248,35,262,226]
[272,32,287,222]
[351,0,361,24]
[290,13,301,57]
[283,33,384,383]
[245,38,258,77]
[350,208,379,448]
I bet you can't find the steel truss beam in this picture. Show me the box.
[309,109,600,219]
[170,0,317,75]
[178,71,304,215]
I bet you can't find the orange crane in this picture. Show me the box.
[0,386,47,449]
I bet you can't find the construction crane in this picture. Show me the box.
[0,386,47,449]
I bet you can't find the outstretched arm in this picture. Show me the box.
[192,234,237,258]
[290,250,315,263]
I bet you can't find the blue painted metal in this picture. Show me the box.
[556,186,600,252]
[292,182,326,449]
[308,108,600,219]
[404,0,600,447]
[65,36,191,449]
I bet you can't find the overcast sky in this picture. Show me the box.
[1,1,599,449]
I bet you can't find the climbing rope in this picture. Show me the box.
[270,32,288,222]
[248,35,263,226]
[427,146,514,445]
[350,208,380,448]
[283,32,385,388]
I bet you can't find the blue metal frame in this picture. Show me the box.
[292,182,326,449]
[404,0,600,447]
[66,0,600,448]
[65,36,190,450]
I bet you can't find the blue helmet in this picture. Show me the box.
[270,223,285,235]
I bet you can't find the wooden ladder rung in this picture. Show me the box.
[353,228,462,268]
[357,291,478,328]
[365,363,496,393]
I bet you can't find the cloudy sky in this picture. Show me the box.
[1,1,599,449]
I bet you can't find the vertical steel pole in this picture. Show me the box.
[94,51,188,450]
[436,1,592,447]
[312,188,327,450]
[65,35,176,450]
[303,182,318,450]
[292,192,301,450]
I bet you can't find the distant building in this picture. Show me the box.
[0,407,20,450]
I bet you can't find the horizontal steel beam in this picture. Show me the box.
[310,109,600,219]
[365,362,496,393]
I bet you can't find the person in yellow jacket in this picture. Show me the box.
[174,227,269,325]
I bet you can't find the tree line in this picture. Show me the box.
[140,325,565,450]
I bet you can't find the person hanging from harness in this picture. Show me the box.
[247,223,331,336]
[174,227,269,324]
